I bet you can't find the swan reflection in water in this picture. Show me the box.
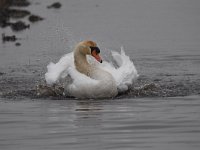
[45,41,138,99]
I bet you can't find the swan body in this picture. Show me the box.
[45,41,138,99]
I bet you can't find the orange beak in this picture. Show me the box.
[91,50,103,63]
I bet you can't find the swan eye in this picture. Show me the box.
[90,46,100,54]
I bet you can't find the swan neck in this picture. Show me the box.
[74,47,91,75]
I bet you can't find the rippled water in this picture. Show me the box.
[0,0,200,149]
[0,96,200,150]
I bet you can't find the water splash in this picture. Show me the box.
[0,51,200,99]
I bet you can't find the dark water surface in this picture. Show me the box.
[0,0,200,149]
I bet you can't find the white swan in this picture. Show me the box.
[45,41,138,99]
[64,41,118,98]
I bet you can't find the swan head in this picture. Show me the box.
[78,41,103,63]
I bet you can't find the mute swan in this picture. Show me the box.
[45,40,138,99]
[64,41,118,98]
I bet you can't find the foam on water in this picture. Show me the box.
[45,47,139,97]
